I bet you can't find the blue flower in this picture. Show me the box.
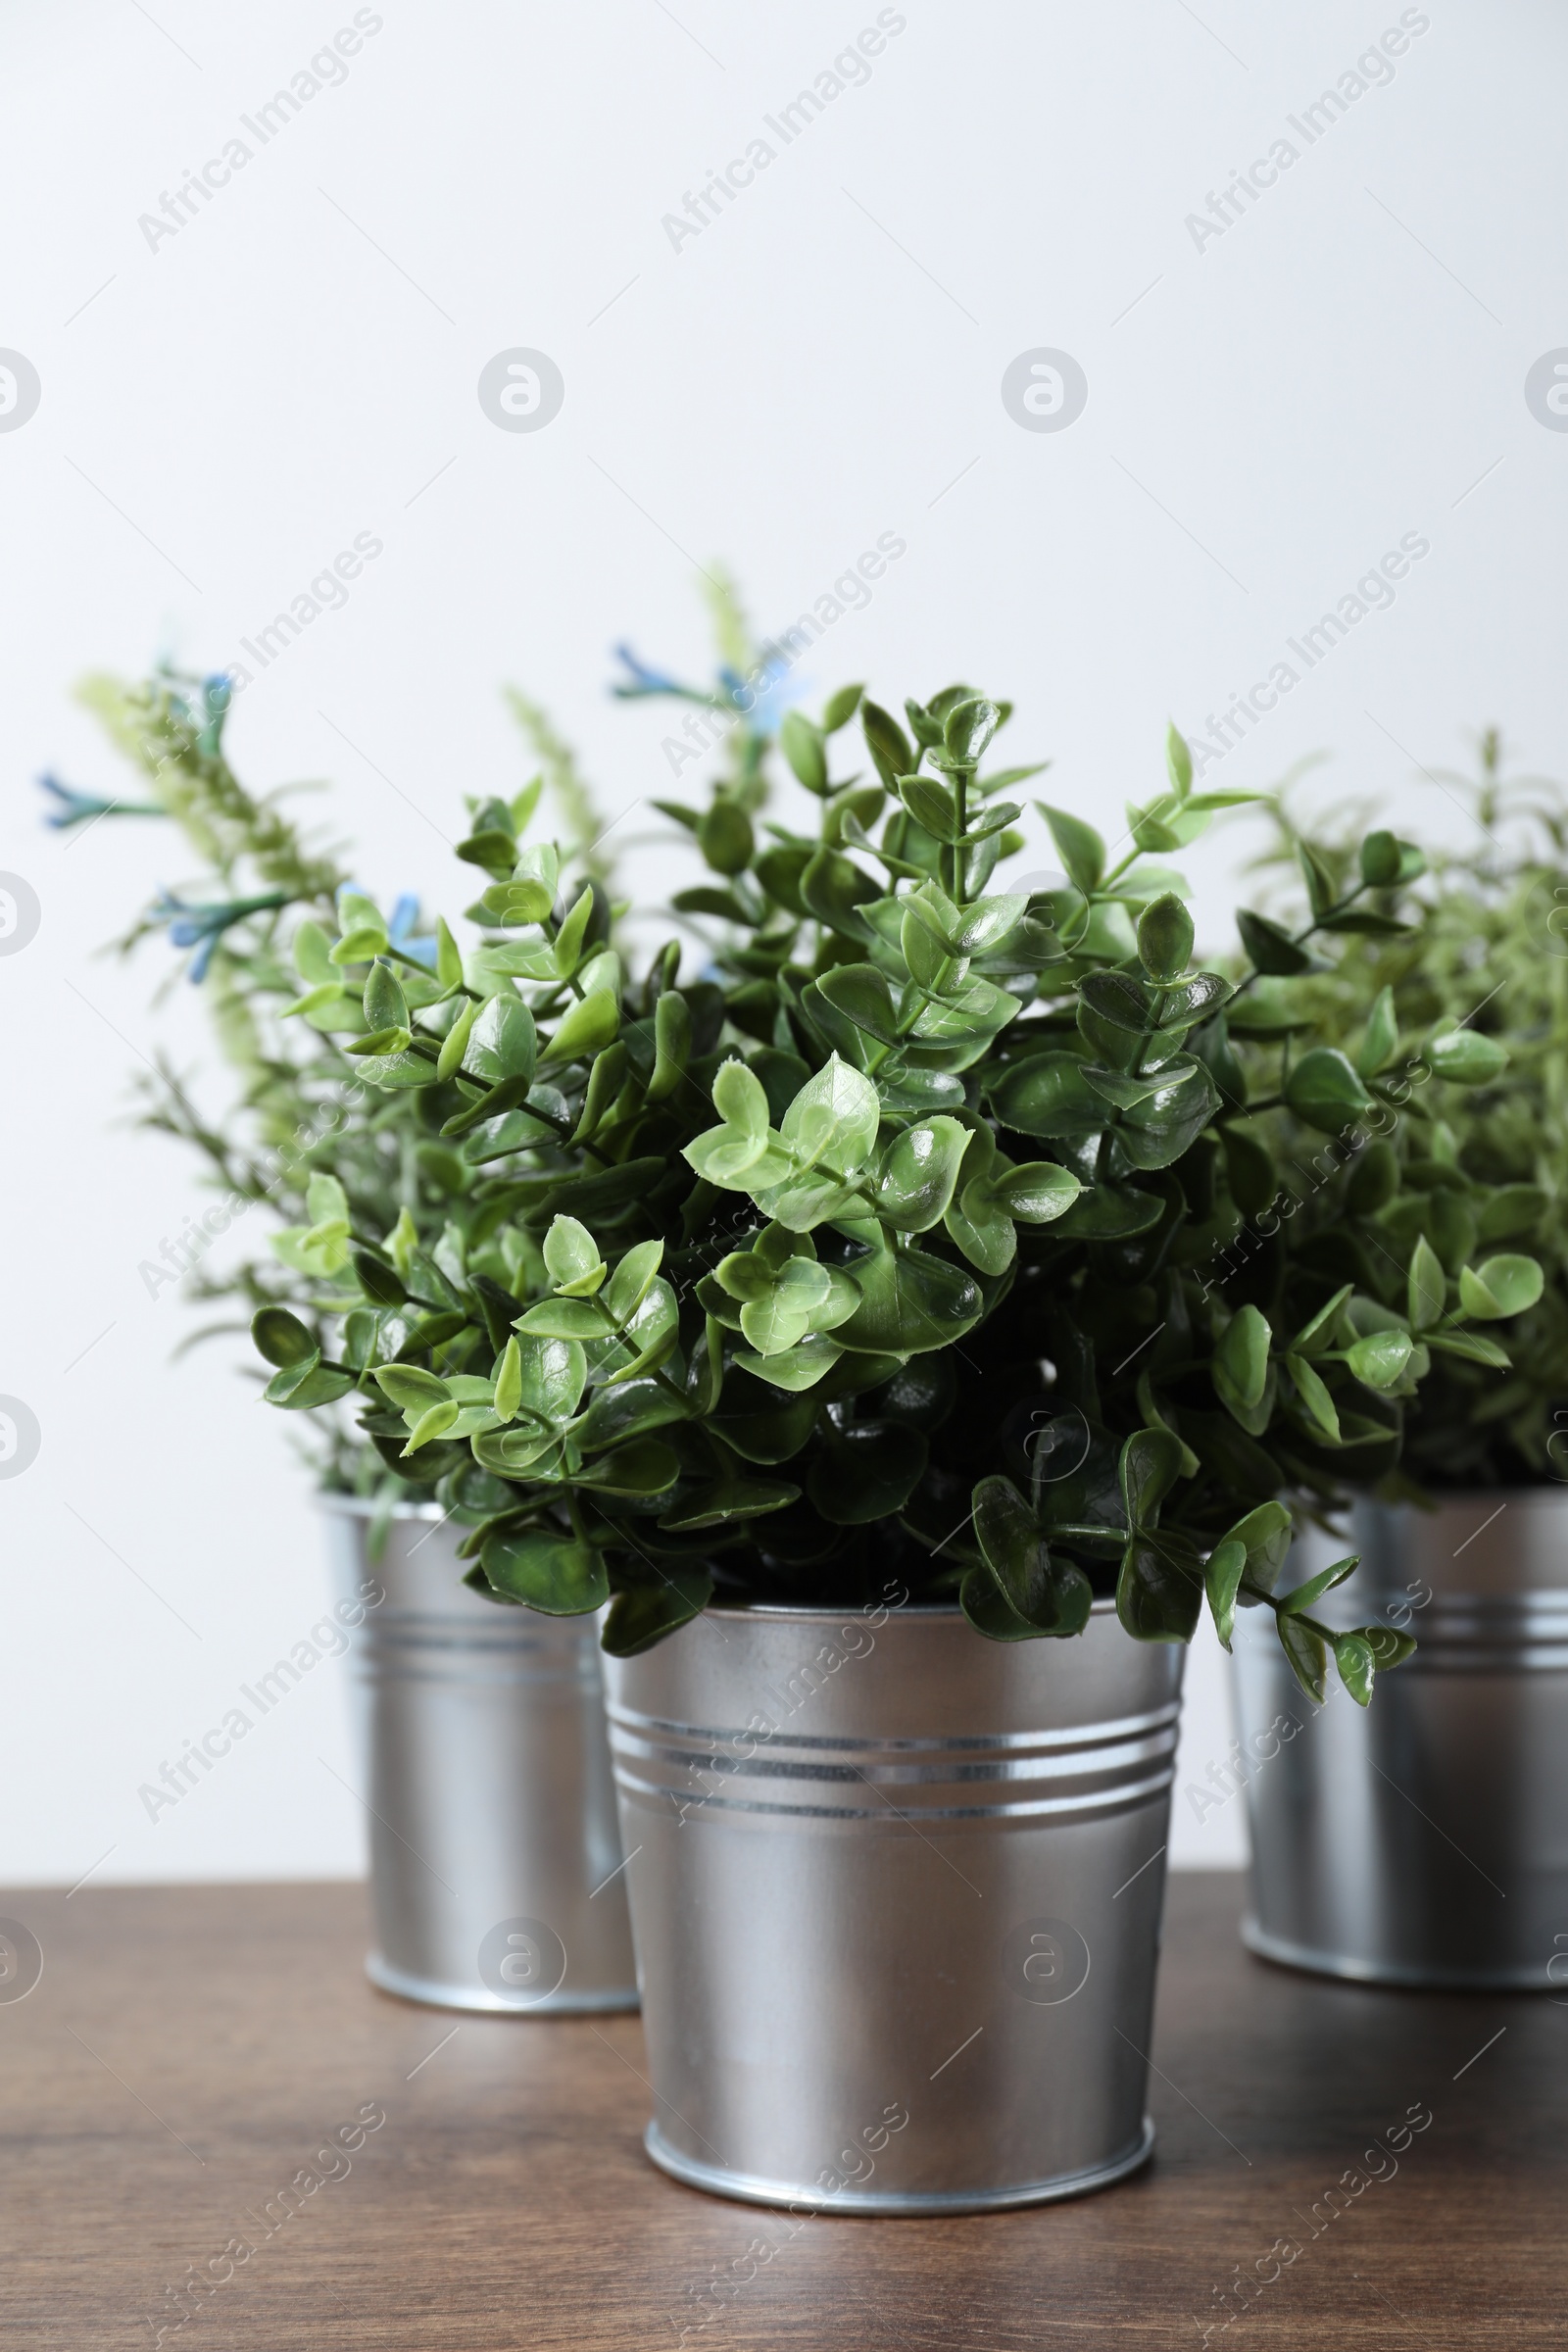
[388,893,438,970]
[37,774,162,830]
[150,888,289,982]
[718,654,801,738]
[610,644,689,700]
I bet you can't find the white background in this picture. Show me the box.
[3,0,1564,1886]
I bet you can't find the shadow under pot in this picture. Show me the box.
[603,1594,1185,2214]
[1232,1490,1568,1990]
[319,1494,637,2013]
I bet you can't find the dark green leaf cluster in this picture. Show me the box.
[1232,736,1565,1491]
[232,678,1530,1702]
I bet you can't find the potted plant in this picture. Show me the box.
[1224,737,1565,1987]
[52,654,694,2015]
[239,667,1531,2207]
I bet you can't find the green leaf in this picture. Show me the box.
[972,1474,1092,1634]
[712,1055,770,1140]
[1052,1186,1165,1240]
[1277,1614,1328,1704]
[672,885,755,925]
[1359,828,1402,888]
[604,1238,665,1322]
[514,1297,609,1340]
[780,1054,880,1170]
[1354,986,1398,1077]
[515,1334,588,1424]
[901,777,959,841]
[464,993,537,1083]
[1407,1234,1447,1331]
[363,959,409,1031]
[646,990,691,1102]
[1346,1329,1415,1390]
[1277,1552,1359,1616]
[731,1335,846,1392]
[1166,721,1193,798]
[1427,1029,1509,1084]
[986,1052,1104,1144]
[801,846,880,931]
[575,1440,681,1496]
[436,996,478,1081]
[1291,1283,1353,1357]
[265,1362,354,1410]
[698,799,755,876]
[942,694,1002,766]
[1298,841,1338,918]
[1116,1528,1203,1642]
[1287,1352,1341,1441]
[543,1215,607,1294]
[539,989,619,1066]
[875,1116,970,1232]
[861,699,917,791]
[1363,1623,1417,1672]
[403,1399,461,1454]
[959,1563,1044,1642]
[989,1161,1081,1222]
[481,1531,610,1615]
[1204,1539,1247,1651]
[1214,1303,1271,1414]
[1037,805,1105,895]
[1221,1125,1277,1216]
[374,1363,453,1413]
[252,1306,317,1368]
[1237,908,1312,976]
[1217,1500,1294,1596]
[492,1337,522,1422]
[780,710,828,794]
[1334,1631,1377,1707]
[1137,893,1194,983]
[1078,970,1153,1036]
[601,1566,714,1656]
[1476,1184,1547,1245]
[1458,1252,1544,1320]
[831,1241,982,1357]
[1423,1329,1510,1368]
[659,1475,800,1531]
[1119,1425,1185,1523]
[1284,1048,1373,1134]
[809,1423,927,1524]
[815,962,900,1046]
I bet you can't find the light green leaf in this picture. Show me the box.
[1287,1352,1341,1440]
[1458,1252,1544,1321]
[543,1214,606,1295]
[780,1054,881,1171]
[1407,1235,1446,1332]
[1346,1329,1415,1390]
[876,1116,970,1233]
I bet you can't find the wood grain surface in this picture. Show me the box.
[0,1873,1561,2348]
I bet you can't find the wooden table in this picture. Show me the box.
[3,1874,1561,2348]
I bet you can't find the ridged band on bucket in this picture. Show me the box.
[318,1496,637,2014]
[607,1697,1181,1824]
[1233,1492,1568,1989]
[605,1599,1184,2211]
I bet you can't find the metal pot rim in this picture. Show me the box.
[696,1594,1120,1625]
[315,1489,446,1523]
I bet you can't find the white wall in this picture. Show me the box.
[3,0,1562,1883]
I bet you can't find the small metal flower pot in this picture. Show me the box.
[1233,1490,1568,1989]
[603,1596,1184,2213]
[320,1496,637,2013]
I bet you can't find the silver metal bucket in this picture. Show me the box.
[319,1496,637,2013]
[1233,1490,1568,1989]
[603,1595,1185,2213]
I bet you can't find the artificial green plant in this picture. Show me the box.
[237,677,1540,1702]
